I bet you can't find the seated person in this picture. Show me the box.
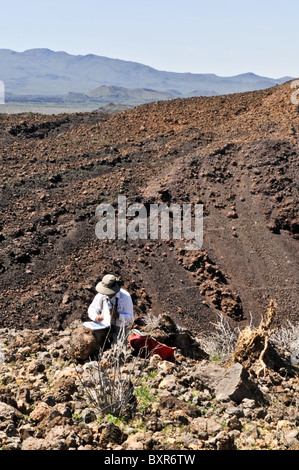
[86,274,134,348]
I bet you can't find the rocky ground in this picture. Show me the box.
[0,82,298,335]
[0,81,298,451]
[0,313,298,451]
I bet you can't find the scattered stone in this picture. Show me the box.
[0,312,298,451]
[215,362,263,403]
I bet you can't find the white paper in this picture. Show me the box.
[83,321,109,330]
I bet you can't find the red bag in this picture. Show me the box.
[129,333,176,362]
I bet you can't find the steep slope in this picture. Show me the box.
[0,82,298,334]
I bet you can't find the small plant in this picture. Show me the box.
[271,320,299,353]
[198,312,246,363]
[76,326,150,418]
[72,412,82,422]
[134,384,157,413]
[106,413,126,427]
[143,312,160,329]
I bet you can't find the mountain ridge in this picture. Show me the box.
[0,48,293,98]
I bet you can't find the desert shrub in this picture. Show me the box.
[200,303,299,368]
[198,313,246,363]
[270,320,299,353]
[76,326,149,418]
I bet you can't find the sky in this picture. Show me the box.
[1,0,298,78]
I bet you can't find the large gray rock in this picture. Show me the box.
[193,360,225,391]
[214,362,263,404]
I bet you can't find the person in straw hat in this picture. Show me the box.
[87,274,134,348]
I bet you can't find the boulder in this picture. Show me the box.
[190,417,222,439]
[29,402,51,423]
[99,422,128,449]
[69,326,98,361]
[21,437,48,451]
[214,362,263,404]
[123,431,154,451]
[159,396,201,421]
[0,402,23,423]
[193,360,225,391]
[51,376,77,403]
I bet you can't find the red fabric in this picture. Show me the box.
[129,334,175,362]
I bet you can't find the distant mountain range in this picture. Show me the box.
[0,48,293,105]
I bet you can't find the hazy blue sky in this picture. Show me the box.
[1,0,298,78]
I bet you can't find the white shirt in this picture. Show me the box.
[88,288,134,328]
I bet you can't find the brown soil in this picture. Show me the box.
[0,82,298,335]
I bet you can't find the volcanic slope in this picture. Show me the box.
[0,82,298,334]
